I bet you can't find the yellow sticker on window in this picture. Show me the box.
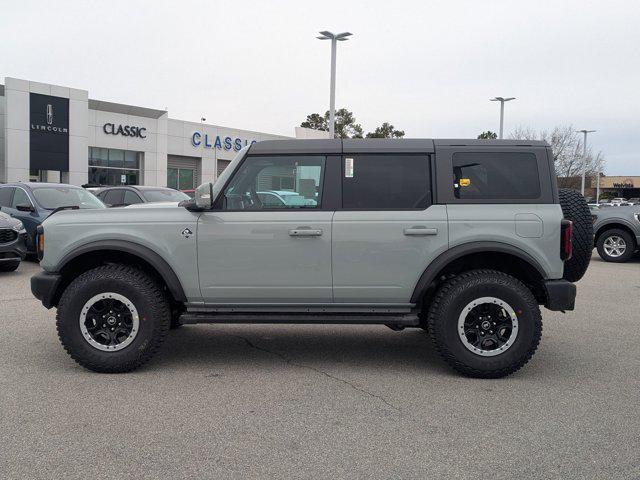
[459,178,471,187]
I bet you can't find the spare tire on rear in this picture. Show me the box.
[558,188,593,282]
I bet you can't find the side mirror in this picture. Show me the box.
[16,203,35,212]
[195,182,214,210]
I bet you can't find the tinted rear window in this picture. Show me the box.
[342,154,430,209]
[452,152,540,200]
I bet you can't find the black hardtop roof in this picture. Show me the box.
[249,138,549,155]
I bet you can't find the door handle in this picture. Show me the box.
[289,228,323,237]
[403,226,438,236]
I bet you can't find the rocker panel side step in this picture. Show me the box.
[179,312,420,326]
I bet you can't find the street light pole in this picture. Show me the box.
[577,129,596,196]
[490,97,516,139]
[317,31,352,138]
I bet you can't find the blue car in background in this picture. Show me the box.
[0,183,105,254]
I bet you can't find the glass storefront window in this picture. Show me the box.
[108,149,125,168]
[87,148,142,186]
[124,151,139,169]
[89,147,109,167]
[167,167,195,190]
[179,169,194,190]
[167,168,178,189]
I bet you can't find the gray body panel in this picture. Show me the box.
[40,207,202,302]
[197,211,333,303]
[332,206,448,303]
[447,204,564,279]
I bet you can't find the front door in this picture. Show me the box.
[197,154,333,304]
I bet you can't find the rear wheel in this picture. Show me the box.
[596,228,635,263]
[427,270,542,378]
[558,188,593,282]
[56,265,171,373]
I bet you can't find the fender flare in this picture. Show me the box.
[57,240,187,302]
[594,218,638,238]
[410,241,547,303]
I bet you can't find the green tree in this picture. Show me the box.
[366,122,405,139]
[300,108,364,138]
[300,113,328,132]
[477,131,498,139]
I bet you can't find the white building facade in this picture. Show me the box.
[0,77,290,189]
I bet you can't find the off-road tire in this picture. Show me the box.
[558,188,593,282]
[596,228,635,263]
[57,265,171,373]
[427,270,542,378]
[0,261,20,272]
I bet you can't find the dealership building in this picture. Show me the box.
[0,77,292,189]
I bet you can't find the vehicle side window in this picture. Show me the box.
[102,189,124,206]
[123,190,143,205]
[11,188,32,208]
[222,156,324,210]
[0,187,14,208]
[342,154,431,210]
[452,152,540,200]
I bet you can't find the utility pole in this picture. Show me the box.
[490,97,516,139]
[577,129,596,196]
[490,97,516,138]
[317,31,352,138]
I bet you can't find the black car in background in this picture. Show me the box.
[95,185,190,207]
[0,183,106,254]
[0,210,28,271]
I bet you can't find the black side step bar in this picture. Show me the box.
[179,313,420,326]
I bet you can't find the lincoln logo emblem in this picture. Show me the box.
[46,104,53,125]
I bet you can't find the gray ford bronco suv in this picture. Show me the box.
[31,139,593,378]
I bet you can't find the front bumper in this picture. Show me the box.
[544,279,576,311]
[0,232,28,264]
[31,271,62,309]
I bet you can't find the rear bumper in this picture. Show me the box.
[31,271,62,309]
[544,279,576,311]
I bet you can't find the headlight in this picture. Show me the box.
[11,221,25,233]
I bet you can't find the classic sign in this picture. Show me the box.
[103,123,147,138]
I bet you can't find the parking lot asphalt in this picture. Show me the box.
[1,253,639,479]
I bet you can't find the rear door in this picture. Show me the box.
[332,152,448,304]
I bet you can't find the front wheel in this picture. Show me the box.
[56,265,171,373]
[427,270,542,378]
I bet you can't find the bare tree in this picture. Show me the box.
[509,125,605,187]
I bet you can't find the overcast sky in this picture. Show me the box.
[2,0,638,174]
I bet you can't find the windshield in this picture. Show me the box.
[141,189,190,203]
[32,187,106,210]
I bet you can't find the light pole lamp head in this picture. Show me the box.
[317,31,352,41]
[577,129,596,134]
[490,97,516,102]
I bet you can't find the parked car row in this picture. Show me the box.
[590,197,640,207]
[0,182,188,271]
